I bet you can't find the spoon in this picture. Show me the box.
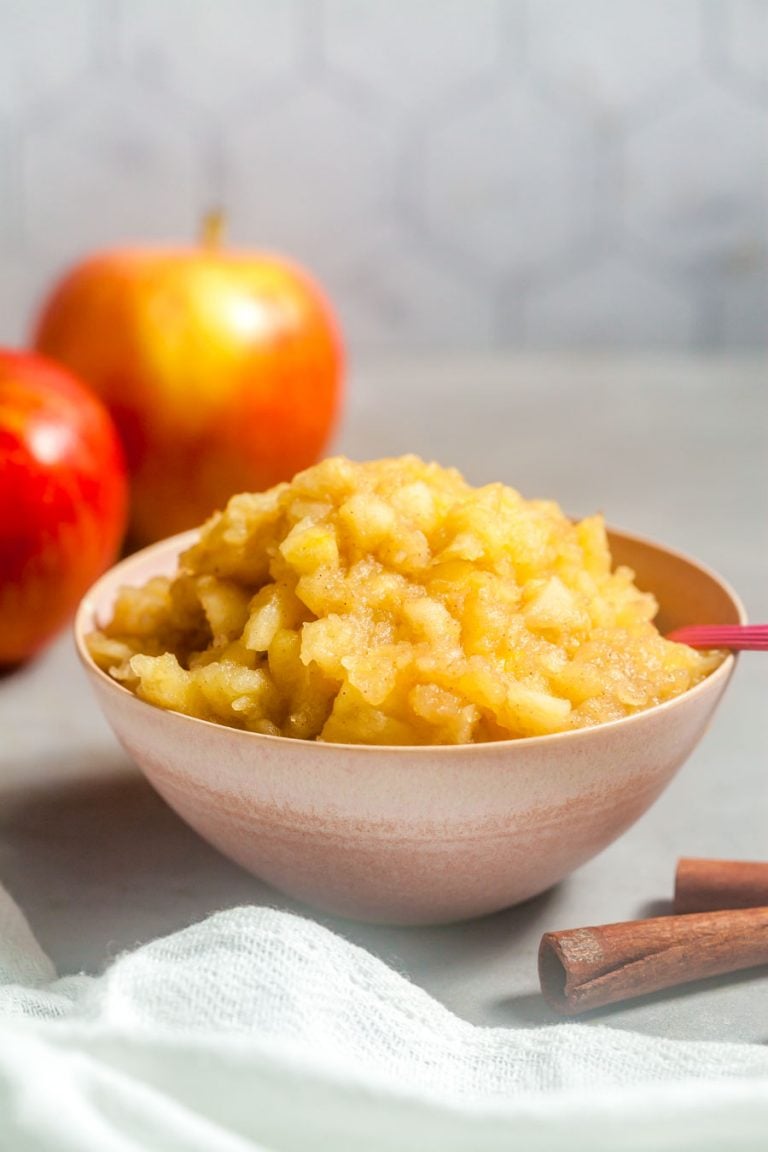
[666,624,768,651]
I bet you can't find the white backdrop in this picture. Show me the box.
[1,0,766,351]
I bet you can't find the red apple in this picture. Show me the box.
[0,350,127,666]
[33,218,343,546]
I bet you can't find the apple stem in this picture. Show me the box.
[201,210,225,249]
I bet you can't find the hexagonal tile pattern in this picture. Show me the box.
[322,0,501,112]
[414,84,595,281]
[0,1,767,351]
[22,81,200,260]
[529,0,702,119]
[0,0,97,114]
[336,228,493,348]
[525,256,696,348]
[625,87,768,273]
[718,0,768,96]
[119,0,305,112]
[226,86,397,281]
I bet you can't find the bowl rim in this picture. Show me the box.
[74,526,746,756]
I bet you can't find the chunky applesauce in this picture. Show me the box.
[87,456,721,744]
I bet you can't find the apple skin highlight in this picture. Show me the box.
[33,233,343,546]
[0,349,127,665]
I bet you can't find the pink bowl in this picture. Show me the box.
[74,529,744,925]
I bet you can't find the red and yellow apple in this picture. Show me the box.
[33,220,343,546]
[0,349,127,666]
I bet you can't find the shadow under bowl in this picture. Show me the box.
[74,528,744,925]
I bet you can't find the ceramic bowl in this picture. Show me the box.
[74,528,744,925]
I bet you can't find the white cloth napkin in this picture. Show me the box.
[1,885,768,1151]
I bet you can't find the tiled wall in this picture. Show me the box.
[1,0,766,350]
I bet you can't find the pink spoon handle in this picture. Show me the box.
[666,624,768,651]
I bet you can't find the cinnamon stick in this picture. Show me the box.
[539,907,768,1015]
[674,857,768,914]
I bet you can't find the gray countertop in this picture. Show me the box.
[2,354,767,1043]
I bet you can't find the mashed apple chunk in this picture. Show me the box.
[87,456,722,744]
